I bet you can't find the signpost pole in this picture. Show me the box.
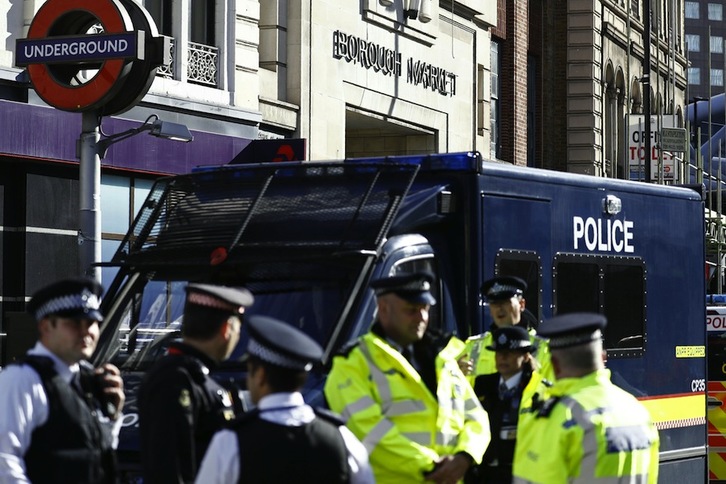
[79,110,102,283]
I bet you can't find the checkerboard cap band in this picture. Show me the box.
[247,338,311,371]
[34,292,100,321]
[488,283,522,295]
[187,291,240,313]
[549,329,603,349]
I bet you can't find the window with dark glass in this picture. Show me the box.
[490,40,501,160]
[496,250,542,322]
[554,255,645,356]
[145,0,172,36]
[191,0,215,45]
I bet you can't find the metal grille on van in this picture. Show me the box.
[112,162,420,266]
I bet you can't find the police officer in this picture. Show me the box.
[0,277,125,483]
[460,276,550,380]
[325,271,490,483]
[195,315,374,484]
[470,326,535,484]
[139,283,253,484]
[512,313,659,483]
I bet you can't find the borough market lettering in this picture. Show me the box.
[332,30,456,96]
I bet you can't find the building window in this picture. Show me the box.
[490,40,501,160]
[145,0,172,35]
[709,3,723,20]
[554,255,645,357]
[685,1,699,19]
[687,34,700,52]
[144,0,219,88]
[631,0,640,19]
[689,67,701,85]
[101,174,155,284]
[712,36,724,54]
[712,69,724,87]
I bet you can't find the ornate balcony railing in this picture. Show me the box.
[187,41,218,87]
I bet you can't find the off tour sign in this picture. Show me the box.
[628,115,682,183]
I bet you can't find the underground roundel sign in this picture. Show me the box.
[15,0,167,115]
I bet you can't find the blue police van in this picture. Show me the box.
[93,151,707,481]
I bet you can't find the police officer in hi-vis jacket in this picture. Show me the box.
[325,271,490,484]
[512,312,659,483]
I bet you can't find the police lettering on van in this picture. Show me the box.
[573,216,634,253]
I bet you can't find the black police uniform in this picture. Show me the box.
[5,278,117,484]
[138,283,252,484]
[471,326,534,484]
[23,356,117,484]
[222,316,353,483]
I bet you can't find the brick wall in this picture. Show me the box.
[539,0,568,172]
[497,0,529,166]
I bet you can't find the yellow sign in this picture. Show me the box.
[675,346,706,358]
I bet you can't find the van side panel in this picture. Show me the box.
[476,164,706,479]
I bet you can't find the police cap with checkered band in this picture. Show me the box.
[28,277,104,322]
[244,315,323,371]
[480,276,527,302]
[537,312,607,349]
[370,271,437,305]
[486,325,534,352]
[185,283,254,315]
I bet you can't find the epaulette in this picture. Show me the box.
[17,355,56,379]
[19,354,54,370]
[313,407,346,426]
[336,339,361,358]
[536,396,561,418]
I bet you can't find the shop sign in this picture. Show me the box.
[333,30,456,96]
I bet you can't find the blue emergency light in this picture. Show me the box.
[707,294,726,305]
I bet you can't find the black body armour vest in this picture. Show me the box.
[139,348,236,475]
[22,356,116,484]
[234,409,349,484]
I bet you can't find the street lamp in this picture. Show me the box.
[78,112,193,283]
[97,114,193,157]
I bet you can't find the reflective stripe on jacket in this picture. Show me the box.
[324,332,490,483]
[512,369,659,484]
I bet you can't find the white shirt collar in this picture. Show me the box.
[27,341,80,383]
[257,391,305,410]
[500,370,523,390]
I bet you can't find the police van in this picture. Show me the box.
[707,294,726,482]
[93,151,707,481]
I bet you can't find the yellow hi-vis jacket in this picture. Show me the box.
[324,331,491,483]
[462,327,553,384]
[512,369,660,484]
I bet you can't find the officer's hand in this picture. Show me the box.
[424,453,472,484]
[457,356,473,376]
[96,363,125,419]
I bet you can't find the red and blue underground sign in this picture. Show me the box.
[15,0,164,114]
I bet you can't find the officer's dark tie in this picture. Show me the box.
[401,347,417,370]
[499,381,509,399]
[401,347,412,362]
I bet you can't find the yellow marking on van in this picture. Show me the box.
[638,393,705,428]
[675,346,706,358]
